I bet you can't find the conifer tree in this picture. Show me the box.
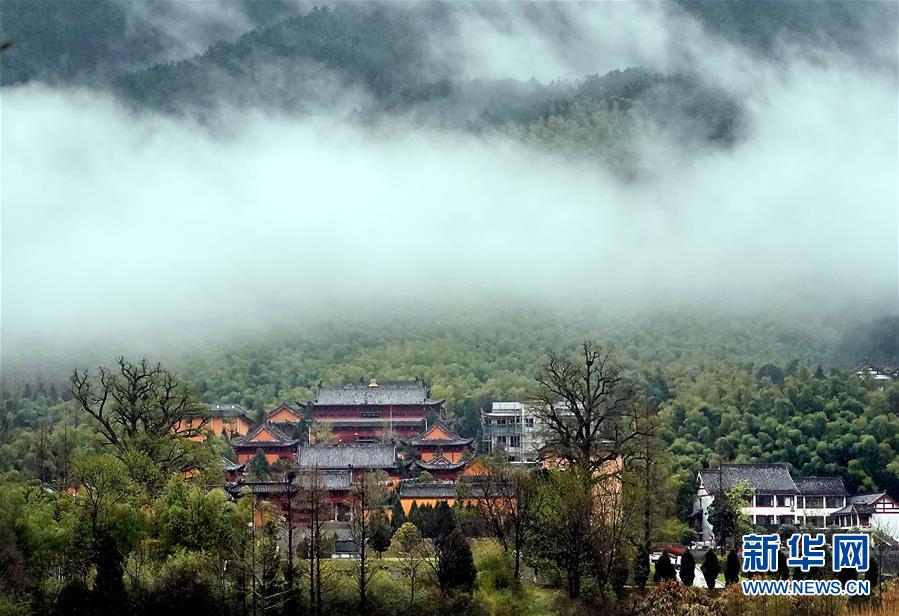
[653,552,677,583]
[724,548,740,585]
[680,549,696,586]
[701,549,720,590]
[633,546,650,592]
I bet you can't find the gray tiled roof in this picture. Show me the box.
[220,456,245,472]
[314,379,444,406]
[397,480,458,500]
[226,471,352,495]
[794,477,848,497]
[832,502,876,516]
[850,492,887,505]
[295,445,396,470]
[698,464,799,495]
[413,455,468,471]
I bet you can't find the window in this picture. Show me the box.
[755,495,774,507]
[778,515,795,525]
[825,496,844,508]
[510,435,521,448]
[777,495,793,507]
[796,496,804,508]
[806,516,824,528]
[805,496,824,508]
[755,515,774,525]
[360,410,381,418]
[525,418,534,428]
[497,436,506,445]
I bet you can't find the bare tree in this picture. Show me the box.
[464,455,536,580]
[349,470,388,614]
[529,341,645,597]
[393,522,428,608]
[299,467,330,616]
[71,357,208,469]
[534,341,641,476]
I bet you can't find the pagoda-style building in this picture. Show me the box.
[300,378,446,444]
[266,403,305,439]
[406,423,474,481]
[233,423,300,464]
[408,423,473,462]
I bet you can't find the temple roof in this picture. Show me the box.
[413,454,469,471]
[407,422,473,447]
[295,444,396,470]
[235,422,299,447]
[267,404,304,422]
[316,417,425,426]
[794,476,848,497]
[313,379,445,407]
[187,403,254,422]
[697,463,799,495]
[226,471,352,494]
[397,480,458,500]
[221,456,245,472]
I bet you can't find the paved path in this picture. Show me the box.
[690,568,725,589]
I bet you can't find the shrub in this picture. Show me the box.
[473,541,515,591]
[680,550,696,587]
[633,546,650,592]
[700,550,719,590]
[724,549,740,585]
[610,555,631,597]
[654,552,677,584]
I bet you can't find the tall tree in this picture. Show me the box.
[349,470,388,613]
[393,522,427,609]
[465,455,536,580]
[71,358,208,477]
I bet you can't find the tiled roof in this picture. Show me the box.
[407,422,473,447]
[698,464,799,495]
[314,379,444,406]
[295,444,396,470]
[207,403,254,419]
[236,422,299,446]
[850,492,887,505]
[226,471,352,495]
[221,456,245,472]
[397,480,458,500]
[413,454,469,471]
[832,502,876,516]
[794,477,848,497]
[316,418,425,426]
[266,404,304,421]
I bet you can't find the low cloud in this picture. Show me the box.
[1,3,896,373]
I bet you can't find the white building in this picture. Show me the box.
[831,492,899,544]
[481,402,546,464]
[692,464,899,544]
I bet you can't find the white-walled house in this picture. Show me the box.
[693,464,899,544]
[831,492,899,544]
[694,464,800,543]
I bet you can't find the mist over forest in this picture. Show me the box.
[1,1,897,387]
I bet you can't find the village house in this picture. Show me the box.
[694,463,899,543]
[298,378,446,443]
